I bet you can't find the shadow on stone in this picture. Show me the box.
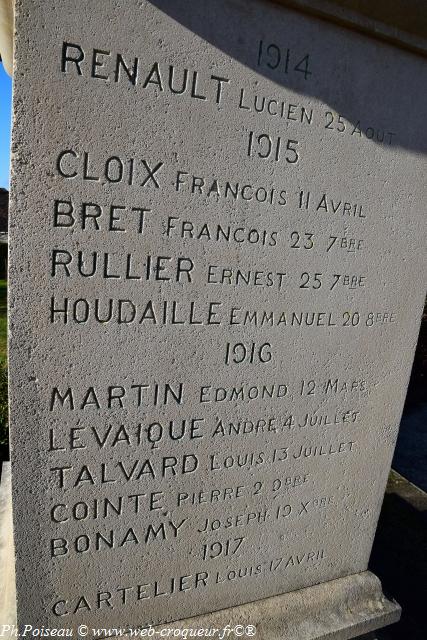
[369,479,427,640]
[151,0,427,153]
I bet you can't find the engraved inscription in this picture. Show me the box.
[9,0,426,631]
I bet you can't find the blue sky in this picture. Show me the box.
[0,62,12,189]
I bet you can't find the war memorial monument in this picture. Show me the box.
[1,0,426,638]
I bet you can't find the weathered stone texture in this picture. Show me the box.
[8,0,427,632]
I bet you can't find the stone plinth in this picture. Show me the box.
[7,0,427,635]
[0,464,400,639]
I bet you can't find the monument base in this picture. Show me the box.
[0,463,400,640]
[148,571,400,640]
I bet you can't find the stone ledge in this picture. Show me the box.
[139,572,400,640]
[0,461,400,640]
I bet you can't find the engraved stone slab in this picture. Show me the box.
[9,0,427,632]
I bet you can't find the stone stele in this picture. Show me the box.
[7,0,427,636]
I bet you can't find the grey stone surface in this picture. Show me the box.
[8,0,427,634]
[0,465,402,639]
[148,571,401,640]
[0,464,16,635]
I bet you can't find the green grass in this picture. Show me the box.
[0,278,7,454]
[0,278,7,362]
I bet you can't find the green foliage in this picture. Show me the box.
[0,278,6,361]
[0,361,8,448]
